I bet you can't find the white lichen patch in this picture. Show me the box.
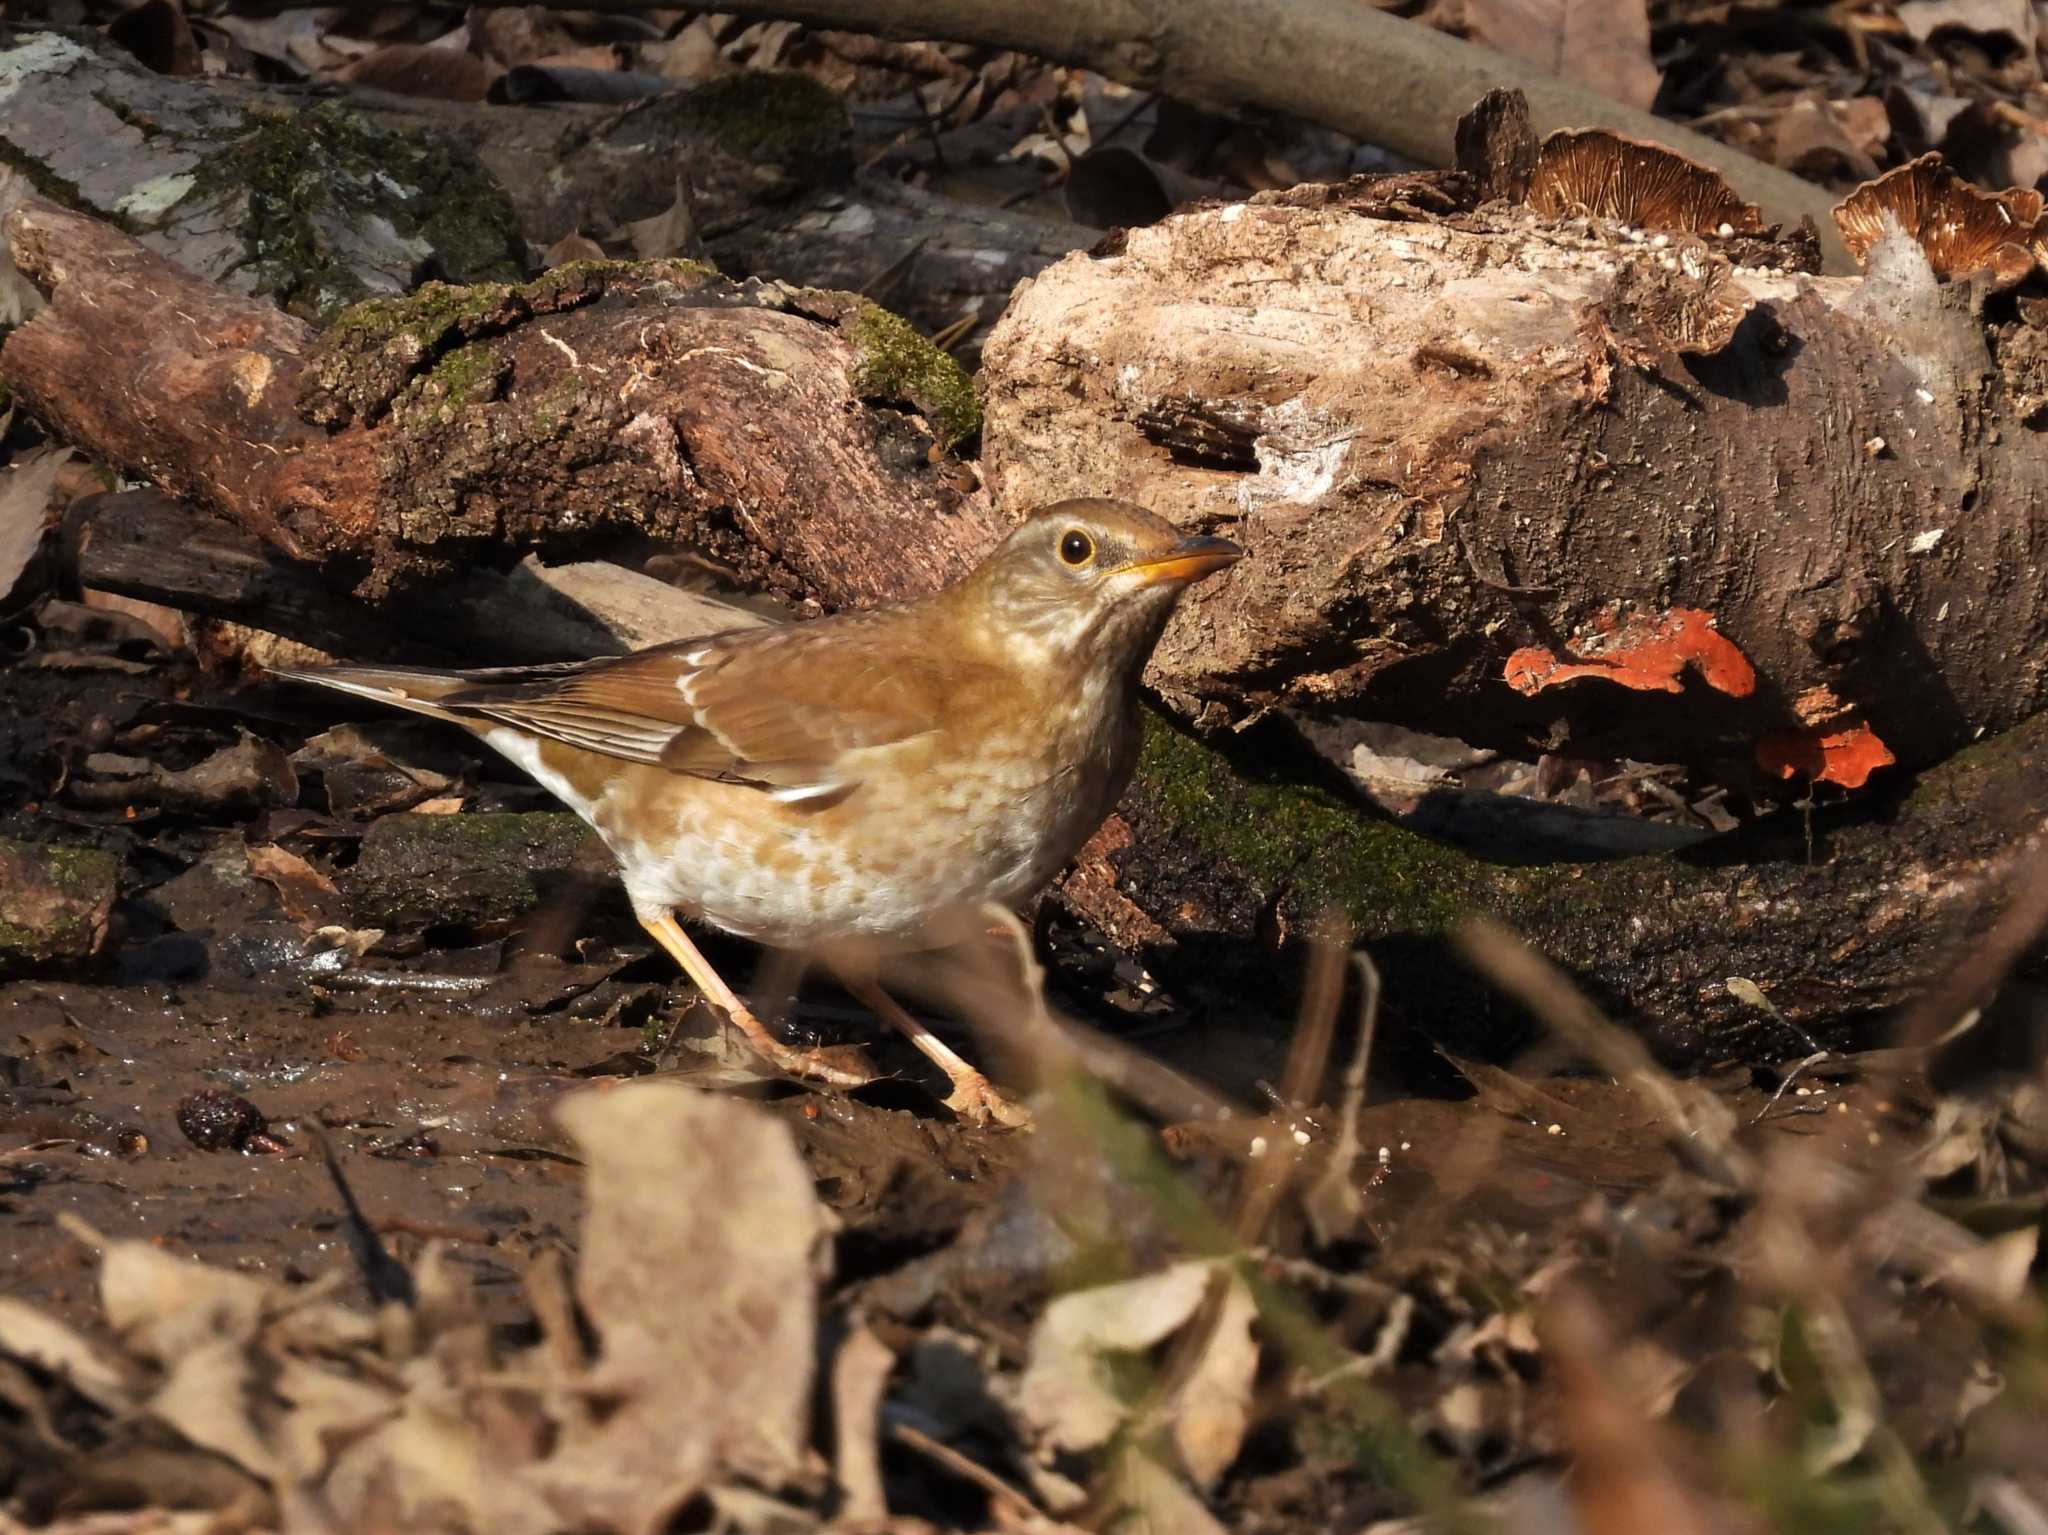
[0,33,92,100]
[115,174,197,224]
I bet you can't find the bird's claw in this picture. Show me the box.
[941,1072,1034,1130]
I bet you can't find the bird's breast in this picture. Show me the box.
[589,686,1139,949]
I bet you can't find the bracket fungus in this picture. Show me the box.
[1503,607,1758,698]
[1756,722,1897,790]
[1526,130,1766,237]
[1833,154,2046,287]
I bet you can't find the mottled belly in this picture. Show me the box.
[589,761,1089,950]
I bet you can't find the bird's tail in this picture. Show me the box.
[268,663,476,726]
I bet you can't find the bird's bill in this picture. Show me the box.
[1122,534,1244,586]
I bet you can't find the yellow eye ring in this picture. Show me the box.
[1059,529,1094,566]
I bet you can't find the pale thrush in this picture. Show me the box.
[276,499,1240,1124]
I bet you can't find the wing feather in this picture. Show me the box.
[427,612,996,798]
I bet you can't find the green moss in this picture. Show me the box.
[844,300,981,450]
[1131,712,1647,942]
[1899,706,2048,814]
[345,811,598,931]
[672,70,848,173]
[36,842,118,894]
[324,281,514,353]
[395,340,508,426]
[210,100,523,323]
[516,256,720,314]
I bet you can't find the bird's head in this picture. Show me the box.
[956,498,1241,680]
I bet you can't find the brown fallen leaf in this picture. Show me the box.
[1463,0,1662,111]
[340,42,500,102]
[621,176,704,261]
[0,444,72,612]
[245,843,344,928]
[542,229,607,268]
[537,1082,829,1527]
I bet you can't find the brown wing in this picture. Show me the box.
[434,613,992,800]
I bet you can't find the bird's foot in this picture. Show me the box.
[940,1069,1035,1131]
[732,1018,877,1091]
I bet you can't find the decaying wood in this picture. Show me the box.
[1,198,999,605]
[982,188,2048,780]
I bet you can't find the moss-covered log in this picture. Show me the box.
[0,199,999,604]
[0,32,524,322]
[1055,709,2048,1062]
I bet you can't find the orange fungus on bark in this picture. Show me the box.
[1503,608,1757,698]
[1756,722,1896,789]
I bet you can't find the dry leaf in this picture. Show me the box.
[1464,0,1663,111]
[0,1297,136,1412]
[622,177,702,261]
[542,229,607,268]
[0,444,72,611]
[1897,0,2037,50]
[1019,1260,1216,1452]
[539,1082,829,1526]
[245,843,343,927]
[340,42,500,102]
[1168,1274,1259,1487]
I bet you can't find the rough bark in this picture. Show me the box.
[0,199,999,605]
[981,186,2048,780]
[1055,708,2048,1063]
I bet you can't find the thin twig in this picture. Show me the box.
[1751,1049,1830,1125]
[886,1421,1046,1527]
[1303,952,1382,1246]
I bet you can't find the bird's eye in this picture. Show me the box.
[1059,529,1095,566]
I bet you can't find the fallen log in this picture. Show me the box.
[981,178,2048,782]
[1057,709,2048,1064]
[0,199,999,604]
[558,0,1851,267]
[8,177,2044,1060]
[65,490,765,664]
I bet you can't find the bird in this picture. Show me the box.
[274,499,1240,1126]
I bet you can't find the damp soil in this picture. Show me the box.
[0,631,1842,1310]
